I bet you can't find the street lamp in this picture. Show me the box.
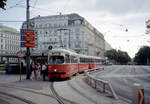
[56,28,71,49]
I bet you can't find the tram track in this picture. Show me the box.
[0,91,36,104]
[0,82,78,104]
[50,82,66,104]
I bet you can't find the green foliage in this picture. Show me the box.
[105,49,131,64]
[0,0,7,10]
[134,46,150,65]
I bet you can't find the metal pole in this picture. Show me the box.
[69,29,71,49]
[26,0,30,79]
[19,58,22,81]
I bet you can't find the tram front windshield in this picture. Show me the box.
[49,56,64,64]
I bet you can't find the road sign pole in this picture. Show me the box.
[26,0,30,79]
[19,58,22,81]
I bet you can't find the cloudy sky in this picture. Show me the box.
[0,0,150,57]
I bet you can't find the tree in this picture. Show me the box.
[105,49,118,61]
[134,46,150,65]
[0,0,7,10]
[105,49,131,64]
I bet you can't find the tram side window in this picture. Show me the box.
[80,58,84,63]
[65,55,70,63]
[71,56,78,63]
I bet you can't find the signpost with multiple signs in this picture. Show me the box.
[20,29,35,47]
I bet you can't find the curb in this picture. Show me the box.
[0,71,5,75]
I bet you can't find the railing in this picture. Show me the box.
[84,68,118,100]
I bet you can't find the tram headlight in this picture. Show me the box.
[54,69,57,72]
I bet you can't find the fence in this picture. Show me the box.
[85,69,118,100]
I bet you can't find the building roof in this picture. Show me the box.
[0,24,19,35]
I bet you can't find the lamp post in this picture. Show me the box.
[56,28,71,49]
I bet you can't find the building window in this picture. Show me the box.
[1,45,3,49]
[75,28,80,32]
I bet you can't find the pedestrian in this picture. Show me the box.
[30,62,37,80]
[36,62,41,80]
[5,61,10,74]
[42,62,47,81]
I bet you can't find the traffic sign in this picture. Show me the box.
[24,42,35,47]
[138,89,144,104]
[48,45,53,50]
[24,29,35,35]
[21,42,24,47]
[24,36,35,41]
[20,29,24,35]
[21,36,24,41]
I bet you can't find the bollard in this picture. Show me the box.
[132,83,144,104]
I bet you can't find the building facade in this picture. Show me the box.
[146,19,150,34]
[105,41,113,51]
[0,24,20,62]
[22,13,105,57]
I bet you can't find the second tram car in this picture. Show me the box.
[47,48,104,79]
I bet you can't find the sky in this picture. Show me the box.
[0,0,150,58]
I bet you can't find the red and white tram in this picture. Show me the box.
[47,48,104,79]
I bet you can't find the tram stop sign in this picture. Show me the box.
[48,45,53,50]
[17,51,25,58]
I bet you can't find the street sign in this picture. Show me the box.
[20,29,24,35]
[21,36,24,41]
[20,29,35,47]
[24,36,35,41]
[24,29,35,35]
[21,42,24,47]
[48,45,53,50]
[24,42,35,47]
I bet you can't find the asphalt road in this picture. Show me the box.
[92,65,150,104]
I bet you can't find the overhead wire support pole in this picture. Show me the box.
[26,0,30,79]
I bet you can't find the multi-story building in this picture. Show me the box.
[0,24,20,62]
[146,19,150,34]
[105,41,113,51]
[22,13,105,57]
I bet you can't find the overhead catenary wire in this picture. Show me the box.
[5,0,25,10]
[0,21,24,22]
[30,5,61,14]
[33,0,38,8]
